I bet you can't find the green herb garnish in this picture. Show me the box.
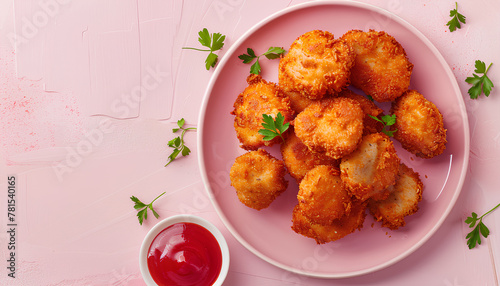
[446,2,466,32]
[238,47,286,75]
[465,203,500,249]
[183,28,226,70]
[465,60,494,99]
[130,192,166,225]
[369,114,397,137]
[166,118,197,166]
[258,113,290,142]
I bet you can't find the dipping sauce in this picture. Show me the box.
[147,222,223,286]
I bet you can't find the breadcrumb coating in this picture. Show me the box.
[291,199,367,244]
[341,29,413,102]
[340,133,400,201]
[280,128,339,183]
[231,74,294,150]
[283,90,322,114]
[279,30,355,100]
[230,149,288,210]
[338,89,384,135]
[297,165,351,225]
[368,163,423,229]
[294,97,364,159]
[391,90,447,158]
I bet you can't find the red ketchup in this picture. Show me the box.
[147,222,223,286]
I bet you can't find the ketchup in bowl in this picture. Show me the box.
[147,222,223,286]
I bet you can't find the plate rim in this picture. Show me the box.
[197,0,470,278]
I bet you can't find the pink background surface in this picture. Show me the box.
[1,0,499,285]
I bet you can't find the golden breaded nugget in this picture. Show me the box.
[297,165,351,225]
[341,30,413,102]
[280,128,339,183]
[291,199,367,244]
[231,74,294,150]
[279,30,355,100]
[339,89,384,135]
[283,90,322,114]
[294,97,364,159]
[340,133,400,201]
[369,163,423,229]
[391,90,447,158]
[229,149,288,210]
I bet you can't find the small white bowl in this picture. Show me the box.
[139,214,230,286]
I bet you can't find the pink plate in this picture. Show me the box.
[197,1,469,278]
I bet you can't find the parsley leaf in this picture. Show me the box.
[250,59,261,75]
[238,47,286,75]
[258,113,290,142]
[198,28,212,49]
[210,32,225,51]
[369,114,397,137]
[130,192,166,225]
[166,118,197,166]
[465,203,500,249]
[238,48,256,63]
[465,60,494,99]
[446,2,466,32]
[183,28,226,70]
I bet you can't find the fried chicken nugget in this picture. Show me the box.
[291,199,367,244]
[340,133,400,201]
[229,149,288,210]
[339,89,384,135]
[368,163,423,229]
[280,128,339,183]
[297,165,351,225]
[391,90,447,158]
[284,90,322,114]
[294,97,364,159]
[279,30,355,100]
[231,74,294,150]
[341,30,413,102]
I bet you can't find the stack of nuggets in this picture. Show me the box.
[229,29,446,244]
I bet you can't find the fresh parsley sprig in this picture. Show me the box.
[465,203,500,249]
[183,28,226,70]
[258,113,290,142]
[465,60,494,99]
[446,2,466,32]
[166,118,197,167]
[238,47,286,75]
[369,114,397,137]
[131,192,166,225]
